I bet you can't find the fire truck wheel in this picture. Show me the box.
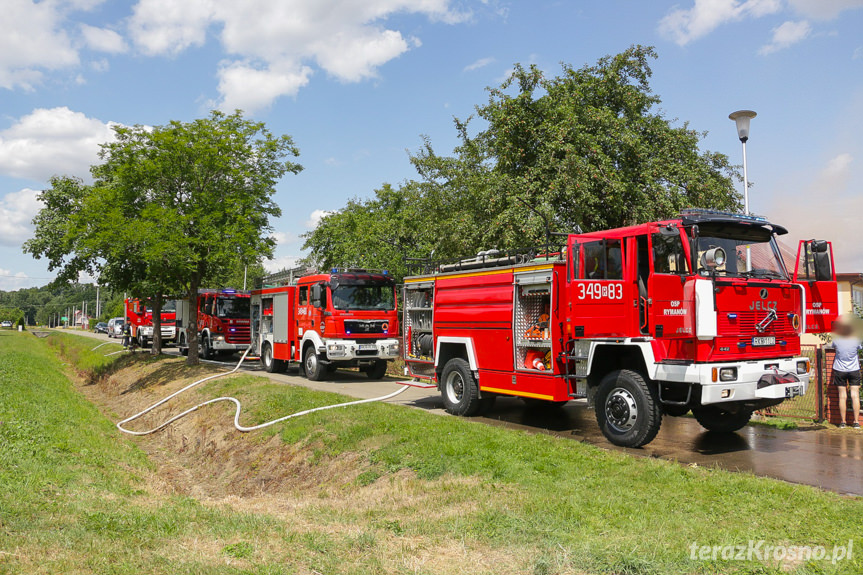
[364,360,387,380]
[691,406,752,433]
[139,335,149,349]
[595,369,662,448]
[441,358,483,416]
[200,336,213,360]
[304,346,325,381]
[261,343,280,373]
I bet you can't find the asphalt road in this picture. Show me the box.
[58,329,863,496]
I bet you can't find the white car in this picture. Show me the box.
[1,321,12,328]
[107,317,125,338]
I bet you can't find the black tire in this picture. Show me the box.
[440,358,484,416]
[139,334,149,349]
[200,336,213,360]
[261,343,281,373]
[595,369,662,448]
[325,364,338,374]
[178,334,189,356]
[303,345,325,381]
[364,360,387,380]
[663,405,689,417]
[692,406,752,433]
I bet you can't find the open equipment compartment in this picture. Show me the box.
[403,281,435,378]
[514,269,553,373]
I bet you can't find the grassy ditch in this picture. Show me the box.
[2,330,862,574]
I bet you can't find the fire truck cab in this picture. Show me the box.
[175,290,251,359]
[250,269,400,380]
[403,210,839,447]
[124,298,177,348]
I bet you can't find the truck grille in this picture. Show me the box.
[344,320,388,334]
[717,311,795,337]
[226,325,250,344]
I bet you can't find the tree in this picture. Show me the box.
[304,46,741,280]
[25,110,302,363]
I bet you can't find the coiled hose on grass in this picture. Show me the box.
[116,347,416,435]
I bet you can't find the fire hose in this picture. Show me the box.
[116,347,428,436]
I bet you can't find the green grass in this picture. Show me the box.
[3,330,863,574]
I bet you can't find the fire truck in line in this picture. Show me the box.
[250,269,400,380]
[402,209,839,447]
[174,289,251,359]
[124,298,177,348]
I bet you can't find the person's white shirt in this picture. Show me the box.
[832,336,862,373]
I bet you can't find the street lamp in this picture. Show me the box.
[729,109,757,272]
[729,110,757,215]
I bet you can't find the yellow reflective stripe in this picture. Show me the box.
[479,386,555,400]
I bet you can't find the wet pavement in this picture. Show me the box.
[62,329,863,496]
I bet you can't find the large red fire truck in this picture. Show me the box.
[124,298,177,348]
[174,290,251,359]
[403,210,839,447]
[250,269,400,380]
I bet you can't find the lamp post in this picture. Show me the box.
[729,110,757,215]
[729,109,756,271]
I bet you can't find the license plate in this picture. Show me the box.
[358,344,377,350]
[785,385,803,398]
[752,336,775,347]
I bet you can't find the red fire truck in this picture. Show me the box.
[403,210,839,447]
[124,298,177,348]
[250,269,400,380]
[174,290,251,359]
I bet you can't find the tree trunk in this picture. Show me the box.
[151,293,162,356]
[186,276,199,366]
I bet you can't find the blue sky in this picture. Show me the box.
[1,0,861,290]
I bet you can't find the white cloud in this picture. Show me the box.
[759,20,811,54]
[0,188,41,247]
[217,61,312,112]
[306,209,334,229]
[822,152,853,182]
[80,24,127,53]
[263,255,301,273]
[463,57,495,72]
[0,268,35,291]
[659,0,782,46]
[269,231,295,246]
[854,46,863,59]
[0,107,119,181]
[786,0,863,20]
[0,0,80,89]
[128,0,469,112]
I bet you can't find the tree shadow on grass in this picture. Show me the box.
[120,360,211,395]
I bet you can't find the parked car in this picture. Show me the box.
[107,317,124,338]
[94,322,109,334]
[1,320,13,328]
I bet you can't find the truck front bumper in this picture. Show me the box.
[321,338,400,361]
[656,356,810,405]
[210,335,249,352]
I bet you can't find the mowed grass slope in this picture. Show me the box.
[1,331,862,575]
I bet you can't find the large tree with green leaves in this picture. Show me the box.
[25,110,302,363]
[304,46,740,279]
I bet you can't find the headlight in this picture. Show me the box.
[214,335,225,341]
[701,247,726,269]
[797,360,810,375]
[388,343,399,355]
[719,367,737,382]
[327,343,346,357]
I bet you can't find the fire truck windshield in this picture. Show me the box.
[332,284,395,311]
[215,297,250,318]
[694,227,787,280]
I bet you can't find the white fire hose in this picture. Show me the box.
[116,348,425,436]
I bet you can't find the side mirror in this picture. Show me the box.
[813,242,833,282]
[311,284,323,308]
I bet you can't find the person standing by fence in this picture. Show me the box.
[830,317,862,429]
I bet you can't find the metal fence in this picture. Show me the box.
[756,344,823,421]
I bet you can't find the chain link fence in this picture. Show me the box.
[756,344,823,421]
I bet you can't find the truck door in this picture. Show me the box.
[647,225,693,338]
[793,239,839,333]
[297,284,312,338]
[568,236,629,337]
